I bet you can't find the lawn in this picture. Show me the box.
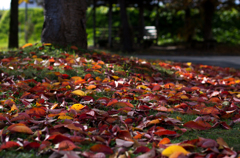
[0,43,239,157]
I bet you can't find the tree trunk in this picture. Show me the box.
[119,0,133,52]
[201,0,215,41]
[8,0,19,49]
[41,0,87,49]
[93,0,96,47]
[138,1,145,46]
[108,0,113,48]
[184,7,192,43]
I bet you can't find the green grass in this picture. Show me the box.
[0,150,51,158]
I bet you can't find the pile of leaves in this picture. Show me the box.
[0,43,240,158]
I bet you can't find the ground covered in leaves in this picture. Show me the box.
[0,43,240,158]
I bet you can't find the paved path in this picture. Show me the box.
[132,55,240,69]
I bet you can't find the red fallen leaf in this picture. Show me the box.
[0,113,8,121]
[152,84,161,91]
[134,146,150,154]
[7,123,33,134]
[58,140,80,151]
[183,120,211,130]
[29,86,46,92]
[70,45,78,50]
[112,102,134,108]
[139,105,151,110]
[1,58,11,62]
[24,142,40,150]
[4,99,15,107]
[0,141,20,151]
[11,113,30,121]
[61,74,69,79]
[197,137,218,148]
[154,129,177,136]
[39,141,51,151]
[124,118,133,124]
[90,144,113,154]
[47,134,72,144]
[117,130,133,141]
[84,73,92,80]
[220,121,231,130]
[208,97,221,103]
[26,107,46,116]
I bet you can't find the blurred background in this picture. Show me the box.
[1,0,240,54]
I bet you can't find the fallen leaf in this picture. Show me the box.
[162,145,190,157]
[71,90,86,96]
[58,140,79,151]
[7,123,33,134]
[90,144,113,154]
[0,141,20,151]
[70,104,85,111]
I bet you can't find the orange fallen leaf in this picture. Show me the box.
[21,43,33,48]
[58,140,80,151]
[158,137,170,145]
[7,123,33,134]
[86,85,96,90]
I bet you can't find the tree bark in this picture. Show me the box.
[108,0,113,48]
[8,0,19,49]
[93,0,96,47]
[184,7,192,43]
[119,0,133,52]
[41,0,87,49]
[201,0,215,41]
[138,0,145,45]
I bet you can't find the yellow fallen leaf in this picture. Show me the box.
[70,104,85,111]
[43,43,52,46]
[136,85,149,90]
[8,104,19,117]
[185,67,192,72]
[58,115,73,120]
[112,76,119,80]
[71,90,85,96]
[162,145,189,157]
[176,116,182,121]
